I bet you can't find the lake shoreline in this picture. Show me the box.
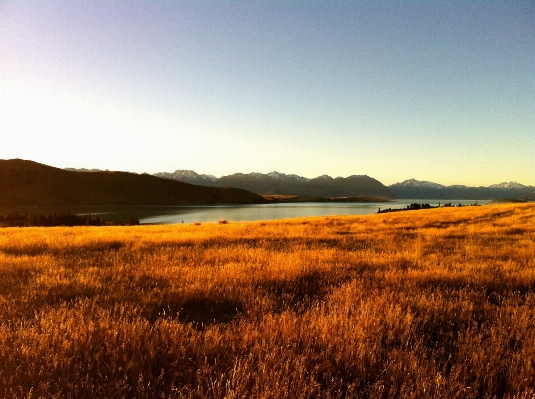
[0,199,497,225]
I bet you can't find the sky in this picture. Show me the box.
[1,1,534,186]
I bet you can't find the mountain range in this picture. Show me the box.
[389,179,535,200]
[154,170,395,199]
[4,159,531,209]
[153,170,535,200]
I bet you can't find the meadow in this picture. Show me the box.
[1,203,534,398]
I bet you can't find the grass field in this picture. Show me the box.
[1,203,535,398]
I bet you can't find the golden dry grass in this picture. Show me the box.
[1,203,535,398]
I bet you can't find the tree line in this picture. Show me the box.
[0,211,140,227]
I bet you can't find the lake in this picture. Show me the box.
[138,199,491,224]
[0,199,492,225]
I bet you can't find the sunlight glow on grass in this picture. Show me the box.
[1,204,534,397]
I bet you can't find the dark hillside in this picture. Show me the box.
[304,175,394,198]
[0,159,267,206]
[216,173,307,195]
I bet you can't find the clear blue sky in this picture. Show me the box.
[2,1,534,186]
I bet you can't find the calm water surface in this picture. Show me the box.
[0,199,492,225]
[139,199,491,224]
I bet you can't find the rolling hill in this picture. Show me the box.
[0,159,267,206]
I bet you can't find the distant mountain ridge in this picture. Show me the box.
[487,182,530,189]
[154,170,218,186]
[154,170,395,198]
[389,179,535,200]
[1,159,267,206]
[391,178,448,189]
[61,166,535,201]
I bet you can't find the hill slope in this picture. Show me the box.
[0,159,267,206]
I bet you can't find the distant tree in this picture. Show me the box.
[128,217,140,226]
[0,211,138,228]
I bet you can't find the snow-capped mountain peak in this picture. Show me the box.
[154,170,218,183]
[291,174,311,182]
[267,171,285,179]
[171,170,217,181]
[265,171,310,181]
[488,181,526,189]
[391,179,446,189]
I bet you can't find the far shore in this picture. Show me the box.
[262,194,394,203]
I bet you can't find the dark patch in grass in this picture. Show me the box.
[72,240,124,253]
[398,231,418,239]
[134,275,171,290]
[422,238,463,257]
[0,267,34,296]
[396,258,416,271]
[0,241,124,257]
[40,284,98,306]
[180,296,242,327]
[503,227,525,235]
[413,275,474,292]
[142,295,243,327]
[260,271,332,313]
[0,267,34,283]
[0,245,49,256]
[197,236,376,253]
